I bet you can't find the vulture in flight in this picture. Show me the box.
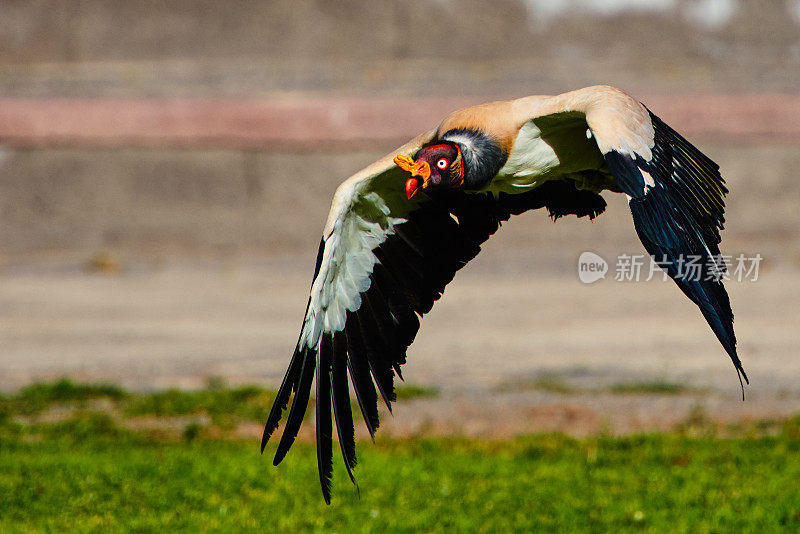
[261,85,747,502]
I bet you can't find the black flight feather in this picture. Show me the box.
[273,345,316,466]
[260,344,302,453]
[261,238,327,452]
[315,334,333,504]
[331,332,357,483]
[344,314,381,439]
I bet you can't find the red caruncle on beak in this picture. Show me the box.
[405,177,419,199]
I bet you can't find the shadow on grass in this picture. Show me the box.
[495,373,708,397]
[609,381,704,395]
[494,373,575,394]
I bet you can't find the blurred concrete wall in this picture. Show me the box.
[0,146,380,259]
[2,143,799,266]
[2,0,800,96]
[1,0,799,265]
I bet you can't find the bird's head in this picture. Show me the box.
[394,141,465,199]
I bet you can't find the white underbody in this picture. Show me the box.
[488,119,608,195]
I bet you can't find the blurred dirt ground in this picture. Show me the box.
[2,201,799,437]
[2,0,800,436]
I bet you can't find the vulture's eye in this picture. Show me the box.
[436,158,448,169]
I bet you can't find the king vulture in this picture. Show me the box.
[261,85,747,503]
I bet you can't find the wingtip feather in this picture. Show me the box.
[316,335,334,505]
[261,346,304,454]
[272,346,316,466]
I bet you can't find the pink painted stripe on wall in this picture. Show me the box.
[0,94,798,148]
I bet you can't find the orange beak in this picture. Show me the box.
[393,154,431,199]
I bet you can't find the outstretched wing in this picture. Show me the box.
[525,86,747,389]
[604,110,747,388]
[261,131,606,503]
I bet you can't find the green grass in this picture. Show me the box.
[123,384,277,428]
[0,379,128,417]
[2,380,800,531]
[1,379,435,430]
[1,378,279,429]
[2,416,800,532]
